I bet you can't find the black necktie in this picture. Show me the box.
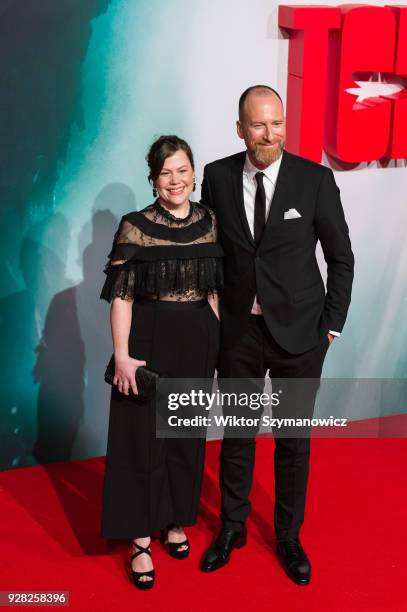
[254,171,266,246]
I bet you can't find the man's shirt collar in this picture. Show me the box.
[243,151,283,184]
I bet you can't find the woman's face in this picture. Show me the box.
[154,150,194,208]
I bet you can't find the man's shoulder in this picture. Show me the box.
[285,150,330,177]
[204,151,246,174]
[204,150,330,177]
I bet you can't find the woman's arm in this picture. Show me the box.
[208,291,220,320]
[110,296,146,395]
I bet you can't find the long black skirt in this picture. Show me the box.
[101,298,219,539]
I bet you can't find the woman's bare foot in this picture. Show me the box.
[167,525,188,553]
[131,537,154,583]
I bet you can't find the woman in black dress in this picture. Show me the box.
[100,135,223,589]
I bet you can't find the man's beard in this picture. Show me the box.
[252,140,284,165]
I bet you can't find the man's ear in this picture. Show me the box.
[236,120,244,140]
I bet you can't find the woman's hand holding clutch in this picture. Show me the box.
[113,354,146,395]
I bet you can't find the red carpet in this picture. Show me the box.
[0,438,406,611]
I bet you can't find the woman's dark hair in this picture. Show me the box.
[146,135,194,183]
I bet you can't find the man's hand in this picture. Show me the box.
[327,333,335,345]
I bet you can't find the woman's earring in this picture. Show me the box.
[193,179,196,192]
[153,187,157,198]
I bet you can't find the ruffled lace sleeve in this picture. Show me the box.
[100,217,140,303]
[100,202,224,303]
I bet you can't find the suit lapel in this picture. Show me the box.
[258,150,293,250]
[230,152,256,248]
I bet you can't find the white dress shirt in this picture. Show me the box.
[242,152,340,337]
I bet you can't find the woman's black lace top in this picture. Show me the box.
[100,200,224,302]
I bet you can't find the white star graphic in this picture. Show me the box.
[346,74,405,103]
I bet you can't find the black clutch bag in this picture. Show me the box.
[104,355,159,399]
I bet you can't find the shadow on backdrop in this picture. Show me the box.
[32,184,136,466]
[0,214,72,469]
[0,0,112,470]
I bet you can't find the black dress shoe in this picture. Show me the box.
[200,527,247,572]
[277,539,311,585]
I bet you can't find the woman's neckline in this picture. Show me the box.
[154,199,194,223]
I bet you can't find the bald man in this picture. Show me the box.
[200,85,354,584]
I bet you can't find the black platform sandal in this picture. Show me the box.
[161,525,190,559]
[130,541,155,590]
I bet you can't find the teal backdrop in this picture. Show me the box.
[1,0,406,470]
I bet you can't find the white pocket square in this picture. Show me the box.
[284,208,302,220]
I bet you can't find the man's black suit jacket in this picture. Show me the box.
[201,149,354,354]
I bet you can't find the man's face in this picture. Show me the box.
[237,92,286,167]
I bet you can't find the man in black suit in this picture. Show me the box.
[200,85,354,584]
